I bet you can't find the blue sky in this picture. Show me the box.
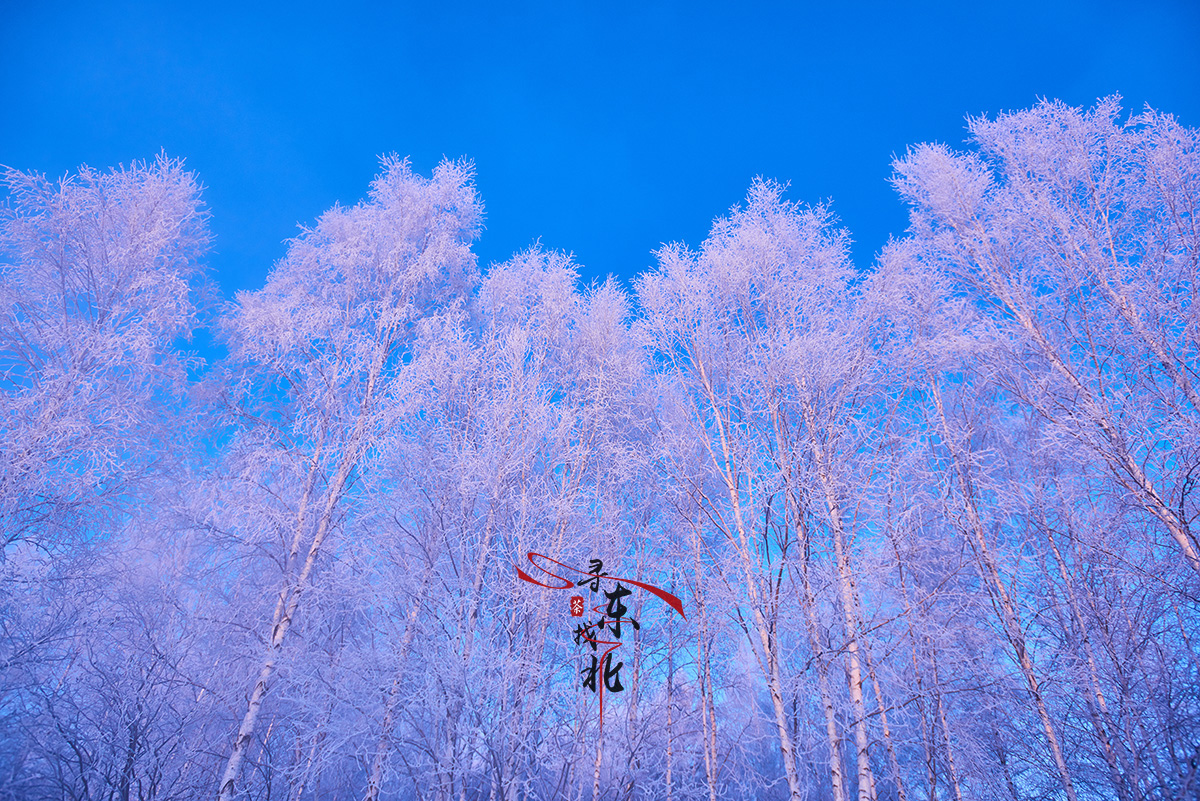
[3,1,1198,295]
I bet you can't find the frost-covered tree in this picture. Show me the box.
[888,96,1200,801]
[638,179,889,801]
[0,156,210,801]
[0,155,208,552]
[892,97,1200,579]
[1,95,1198,801]
[211,156,482,801]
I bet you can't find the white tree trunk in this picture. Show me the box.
[218,342,388,801]
[929,378,1079,801]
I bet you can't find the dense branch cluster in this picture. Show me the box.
[1,98,1198,801]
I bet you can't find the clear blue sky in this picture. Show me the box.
[3,1,1198,295]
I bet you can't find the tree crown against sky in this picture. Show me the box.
[3,2,1197,295]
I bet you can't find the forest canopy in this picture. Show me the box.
[2,97,1198,801]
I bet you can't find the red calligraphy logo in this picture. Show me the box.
[517,552,685,729]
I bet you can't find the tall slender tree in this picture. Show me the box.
[213,156,482,801]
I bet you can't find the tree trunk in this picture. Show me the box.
[697,358,804,801]
[692,527,720,801]
[364,602,421,801]
[218,338,389,801]
[1040,517,1133,801]
[803,396,876,801]
[929,377,1079,801]
[863,633,907,801]
[929,647,963,801]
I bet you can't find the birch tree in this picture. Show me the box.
[638,179,875,801]
[0,155,208,553]
[213,156,482,801]
[891,97,1200,578]
[0,156,211,801]
[387,247,655,801]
